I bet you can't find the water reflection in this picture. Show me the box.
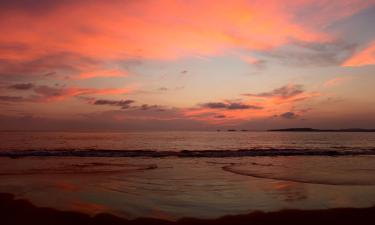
[0,156,374,220]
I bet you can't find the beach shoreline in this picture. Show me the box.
[1,193,374,225]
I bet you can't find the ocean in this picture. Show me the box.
[1,131,375,153]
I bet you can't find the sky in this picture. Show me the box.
[0,0,375,131]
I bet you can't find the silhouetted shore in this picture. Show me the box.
[1,193,374,225]
[268,128,375,132]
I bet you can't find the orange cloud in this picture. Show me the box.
[342,41,375,67]
[324,77,352,87]
[240,55,262,65]
[77,69,128,79]
[0,0,345,64]
[0,0,371,82]
[270,92,321,105]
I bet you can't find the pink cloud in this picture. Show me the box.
[1,0,366,64]
[240,55,262,65]
[77,69,128,79]
[324,77,352,87]
[342,41,375,67]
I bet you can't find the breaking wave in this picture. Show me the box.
[1,148,375,158]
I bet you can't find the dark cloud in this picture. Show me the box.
[201,102,262,110]
[0,52,100,79]
[140,104,164,111]
[2,83,130,103]
[280,112,298,119]
[8,83,34,90]
[44,72,57,77]
[158,87,168,91]
[243,84,304,99]
[0,0,81,15]
[137,86,185,95]
[91,99,165,111]
[94,99,134,109]
[202,102,226,109]
[0,85,65,102]
[2,84,65,101]
[259,40,357,66]
[187,112,225,119]
[0,95,25,102]
[33,85,64,98]
[227,102,262,110]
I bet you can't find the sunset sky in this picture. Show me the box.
[1,0,375,130]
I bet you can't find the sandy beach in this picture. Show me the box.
[1,192,374,225]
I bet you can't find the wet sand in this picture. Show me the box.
[1,156,375,220]
[1,193,374,225]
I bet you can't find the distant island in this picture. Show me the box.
[268,128,375,132]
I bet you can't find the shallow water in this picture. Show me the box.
[0,156,375,220]
[1,131,375,220]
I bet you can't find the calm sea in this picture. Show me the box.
[0,131,375,156]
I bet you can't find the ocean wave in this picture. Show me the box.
[0,162,157,176]
[1,148,375,158]
[222,164,375,186]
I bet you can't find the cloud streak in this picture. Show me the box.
[343,41,375,67]
[201,102,263,110]
[1,83,131,102]
[243,84,304,99]
[324,77,352,87]
[280,111,299,119]
[0,95,25,102]
[33,85,131,101]
[93,99,135,109]
[243,84,320,106]
[8,83,34,90]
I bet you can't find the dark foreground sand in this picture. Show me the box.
[1,193,374,225]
